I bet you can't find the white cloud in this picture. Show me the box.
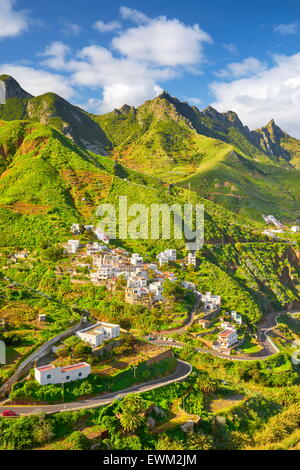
[112,17,212,66]
[37,9,212,113]
[222,43,238,55]
[0,64,74,98]
[40,41,71,70]
[119,6,150,24]
[93,20,121,33]
[273,21,300,35]
[215,57,267,79]
[210,52,300,137]
[0,0,30,38]
[60,19,81,36]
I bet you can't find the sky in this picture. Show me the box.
[0,0,300,136]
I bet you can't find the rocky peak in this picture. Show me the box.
[0,75,33,104]
[264,119,285,141]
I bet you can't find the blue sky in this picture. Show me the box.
[1,0,300,136]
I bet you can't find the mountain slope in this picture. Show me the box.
[0,118,264,249]
[0,75,111,155]
[94,93,300,223]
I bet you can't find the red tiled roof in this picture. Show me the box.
[61,363,89,373]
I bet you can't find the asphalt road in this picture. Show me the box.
[154,310,286,361]
[0,359,192,416]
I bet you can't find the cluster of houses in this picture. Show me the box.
[63,240,198,306]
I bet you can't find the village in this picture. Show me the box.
[0,222,247,395]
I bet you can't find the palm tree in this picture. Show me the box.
[196,375,218,394]
[121,394,147,414]
[119,412,144,433]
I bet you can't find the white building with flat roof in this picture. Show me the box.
[157,249,177,266]
[291,226,300,233]
[68,240,80,254]
[131,253,144,265]
[187,252,197,267]
[76,322,120,347]
[34,362,91,385]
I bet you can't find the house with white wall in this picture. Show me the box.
[131,253,144,265]
[76,322,120,347]
[34,362,91,385]
[187,252,197,267]
[218,326,238,349]
[201,292,221,311]
[68,240,80,254]
[157,249,177,266]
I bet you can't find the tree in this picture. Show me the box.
[196,374,218,394]
[121,394,147,414]
[67,431,90,450]
[119,413,144,433]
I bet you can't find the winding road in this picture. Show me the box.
[154,310,286,361]
[0,359,192,416]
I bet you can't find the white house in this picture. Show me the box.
[76,322,120,347]
[34,362,91,385]
[94,228,110,243]
[218,327,238,349]
[68,240,80,254]
[90,267,115,282]
[157,249,177,266]
[291,226,300,233]
[149,281,163,301]
[70,223,82,235]
[187,252,197,267]
[182,281,196,291]
[231,311,242,325]
[131,253,144,265]
[201,292,221,311]
[86,242,104,256]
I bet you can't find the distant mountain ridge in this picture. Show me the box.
[1,75,300,223]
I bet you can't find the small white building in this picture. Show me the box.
[70,223,82,235]
[218,327,238,349]
[149,281,163,301]
[291,226,300,233]
[76,322,120,347]
[94,228,110,243]
[38,314,47,322]
[201,291,221,311]
[182,281,196,291]
[90,267,115,282]
[131,253,144,265]
[187,252,197,267]
[231,311,242,325]
[34,362,91,385]
[157,249,177,266]
[68,240,80,254]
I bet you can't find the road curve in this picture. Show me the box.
[154,310,287,361]
[0,360,192,416]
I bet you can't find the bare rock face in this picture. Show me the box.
[0,75,33,104]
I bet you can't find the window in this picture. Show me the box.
[47,374,51,379]
[78,372,82,377]
[66,375,70,381]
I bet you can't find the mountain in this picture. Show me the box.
[1,77,300,224]
[0,75,111,155]
[93,92,300,224]
[0,118,262,249]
